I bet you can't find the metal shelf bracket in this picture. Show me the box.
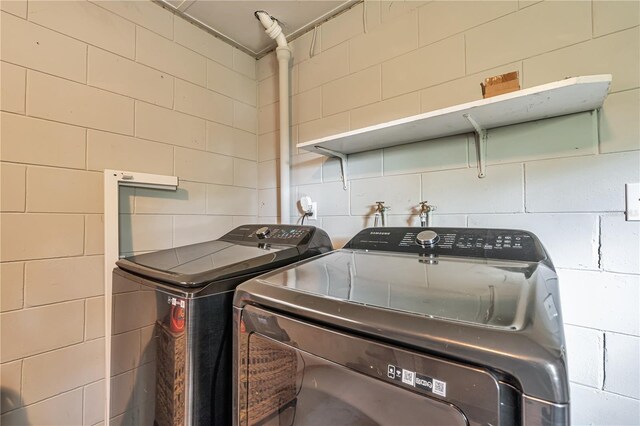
[315,146,348,190]
[463,113,488,178]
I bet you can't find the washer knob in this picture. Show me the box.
[416,230,439,246]
[255,227,271,239]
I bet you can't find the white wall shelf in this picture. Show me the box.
[297,74,612,187]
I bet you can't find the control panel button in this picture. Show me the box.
[416,230,439,246]
[255,227,271,239]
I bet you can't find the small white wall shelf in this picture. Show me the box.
[297,75,612,187]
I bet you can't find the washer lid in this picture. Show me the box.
[243,249,534,330]
[118,240,290,287]
[116,224,331,287]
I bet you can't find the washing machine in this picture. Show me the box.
[233,227,569,426]
[110,224,332,426]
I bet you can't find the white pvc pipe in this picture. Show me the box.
[256,11,291,224]
[276,47,291,224]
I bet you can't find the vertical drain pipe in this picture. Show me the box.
[255,11,291,224]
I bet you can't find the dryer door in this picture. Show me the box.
[235,306,503,426]
[243,334,465,426]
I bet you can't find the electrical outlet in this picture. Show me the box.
[308,202,318,221]
[626,183,640,221]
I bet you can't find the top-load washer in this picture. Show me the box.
[110,224,332,426]
[233,227,569,426]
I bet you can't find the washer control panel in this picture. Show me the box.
[345,227,546,262]
[221,224,313,246]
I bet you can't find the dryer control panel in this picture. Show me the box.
[344,227,546,262]
[220,224,314,246]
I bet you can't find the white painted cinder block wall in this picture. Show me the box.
[0,0,638,424]
[0,0,257,423]
[257,1,640,424]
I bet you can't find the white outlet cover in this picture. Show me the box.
[309,202,318,221]
[626,183,640,221]
[300,196,313,213]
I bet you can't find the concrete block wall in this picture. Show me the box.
[1,0,638,424]
[257,0,640,423]
[0,1,257,424]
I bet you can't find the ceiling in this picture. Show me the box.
[159,0,357,57]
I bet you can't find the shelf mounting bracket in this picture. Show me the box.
[315,146,348,190]
[463,113,488,178]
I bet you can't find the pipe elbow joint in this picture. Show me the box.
[255,10,288,48]
[264,20,282,40]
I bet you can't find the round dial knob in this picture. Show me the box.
[255,227,271,239]
[416,230,439,246]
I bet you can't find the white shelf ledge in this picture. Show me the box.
[297,74,611,184]
[298,74,611,155]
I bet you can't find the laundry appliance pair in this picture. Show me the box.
[112,224,569,426]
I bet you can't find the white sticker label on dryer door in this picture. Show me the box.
[401,369,415,386]
[432,379,447,397]
[387,365,396,379]
[388,364,447,398]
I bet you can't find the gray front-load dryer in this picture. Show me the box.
[232,227,569,426]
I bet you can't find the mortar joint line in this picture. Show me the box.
[601,331,607,390]
[597,215,603,270]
